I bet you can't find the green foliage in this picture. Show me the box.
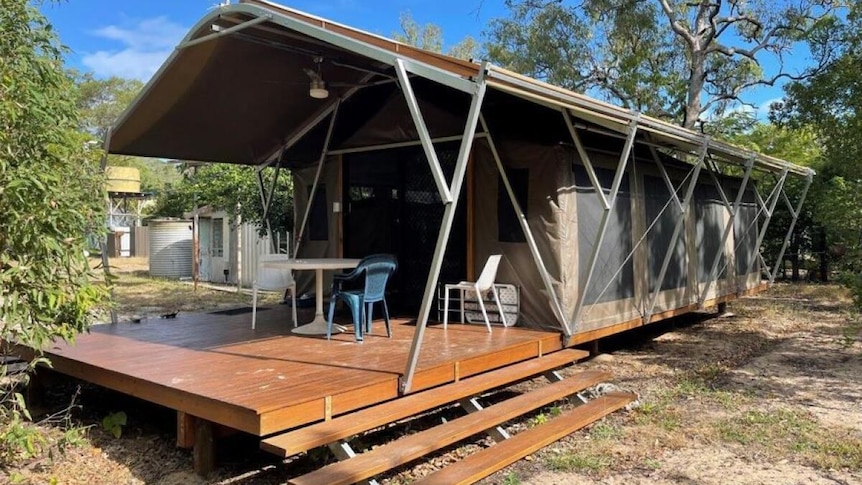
[152,163,294,235]
[73,72,179,195]
[545,449,611,472]
[485,0,845,129]
[101,411,127,439]
[394,11,478,60]
[1,0,108,463]
[715,408,862,470]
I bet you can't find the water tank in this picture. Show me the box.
[106,166,141,193]
[148,219,192,278]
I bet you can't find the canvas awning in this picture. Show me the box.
[108,0,812,179]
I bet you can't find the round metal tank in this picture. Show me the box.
[148,219,193,279]
[106,166,141,193]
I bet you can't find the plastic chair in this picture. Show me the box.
[327,254,397,342]
[252,254,297,330]
[442,254,506,332]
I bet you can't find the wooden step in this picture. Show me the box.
[261,348,589,458]
[287,369,608,485]
[414,391,636,485]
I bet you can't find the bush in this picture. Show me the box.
[1,0,108,465]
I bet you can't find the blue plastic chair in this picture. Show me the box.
[327,254,397,342]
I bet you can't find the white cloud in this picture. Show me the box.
[82,16,187,80]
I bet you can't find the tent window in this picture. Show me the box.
[212,218,224,257]
[498,168,529,243]
[308,185,328,241]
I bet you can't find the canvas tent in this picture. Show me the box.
[107,0,813,391]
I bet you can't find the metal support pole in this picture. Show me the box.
[696,156,755,305]
[402,66,488,394]
[394,59,453,204]
[567,113,640,334]
[459,398,510,442]
[99,129,118,325]
[643,142,708,322]
[770,172,812,283]
[745,168,789,278]
[481,115,568,331]
[293,100,340,257]
[178,15,271,49]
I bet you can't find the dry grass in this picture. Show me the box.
[91,257,277,322]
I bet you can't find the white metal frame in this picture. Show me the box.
[642,141,708,323]
[565,111,640,335]
[401,63,488,393]
[481,114,568,331]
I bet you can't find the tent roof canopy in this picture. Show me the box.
[108,0,812,179]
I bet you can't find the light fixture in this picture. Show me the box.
[309,79,329,99]
[304,56,329,99]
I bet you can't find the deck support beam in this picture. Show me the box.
[769,172,813,283]
[566,112,640,335]
[193,418,215,476]
[481,114,567,331]
[402,64,488,394]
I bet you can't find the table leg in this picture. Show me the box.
[292,268,346,335]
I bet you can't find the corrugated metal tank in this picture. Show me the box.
[148,219,192,278]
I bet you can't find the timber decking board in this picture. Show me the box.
[41,305,563,436]
[287,369,611,485]
[414,392,636,485]
[261,349,592,458]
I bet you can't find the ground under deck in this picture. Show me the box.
[41,305,563,436]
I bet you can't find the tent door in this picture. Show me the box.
[343,143,467,313]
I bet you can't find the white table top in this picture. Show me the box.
[262,258,361,270]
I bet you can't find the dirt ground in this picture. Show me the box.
[4,259,861,484]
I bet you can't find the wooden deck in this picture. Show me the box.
[40,305,564,437]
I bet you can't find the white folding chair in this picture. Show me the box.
[442,254,506,332]
[252,254,297,329]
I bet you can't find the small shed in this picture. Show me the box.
[105,0,812,389]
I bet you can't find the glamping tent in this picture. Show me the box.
[107,0,812,391]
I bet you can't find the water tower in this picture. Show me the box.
[106,166,152,257]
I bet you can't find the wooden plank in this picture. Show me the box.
[286,368,606,485]
[568,316,643,346]
[648,304,697,323]
[261,349,590,458]
[193,418,216,476]
[177,412,196,449]
[415,392,636,485]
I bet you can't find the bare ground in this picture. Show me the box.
[4,261,861,484]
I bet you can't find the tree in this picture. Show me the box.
[152,163,294,235]
[776,4,862,282]
[485,0,846,130]
[74,73,180,195]
[0,0,107,462]
[727,122,821,280]
[394,11,479,60]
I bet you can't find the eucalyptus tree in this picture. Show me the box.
[485,0,847,129]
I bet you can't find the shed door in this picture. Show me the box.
[198,219,212,281]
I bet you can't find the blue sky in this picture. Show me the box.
[40,0,502,80]
[40,0,806,117]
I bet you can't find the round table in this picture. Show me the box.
[262,258,361,335]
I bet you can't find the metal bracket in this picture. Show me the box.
[459,397,510,442]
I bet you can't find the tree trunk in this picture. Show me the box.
[819,230,829,282]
